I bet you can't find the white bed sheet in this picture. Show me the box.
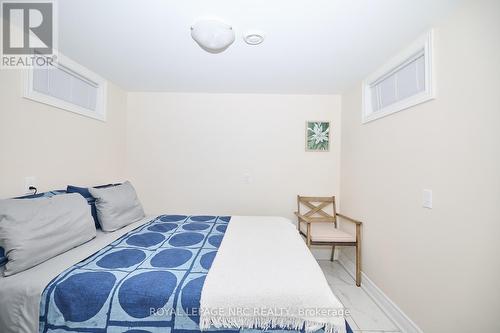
[200,216,346,333]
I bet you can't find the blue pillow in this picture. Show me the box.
[0,247,6,267]
[0,190,67,267]
[66,184,118,229]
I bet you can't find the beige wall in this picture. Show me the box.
[126,93,341,223]
[0,70,127,198]
[339,0,500,332]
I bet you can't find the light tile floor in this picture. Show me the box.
[318,260,401,333]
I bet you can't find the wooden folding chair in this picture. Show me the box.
[295,195,363,286]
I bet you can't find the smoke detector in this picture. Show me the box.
[243,31,265,45]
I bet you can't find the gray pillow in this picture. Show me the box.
[0,193,96,276]
[89,181,145,232]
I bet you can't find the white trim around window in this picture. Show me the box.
[362,30,435,124]
[24,52,107,121]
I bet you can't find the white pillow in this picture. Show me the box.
[0,193,96,276]
[89,181,145,232]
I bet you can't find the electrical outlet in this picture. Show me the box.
[24,176,37,193]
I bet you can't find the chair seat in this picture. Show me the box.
[299,222,356,243]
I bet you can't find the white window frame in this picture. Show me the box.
[23,52,107,121]
[362,30,435,124]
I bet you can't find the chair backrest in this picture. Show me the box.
[297,196,337,226]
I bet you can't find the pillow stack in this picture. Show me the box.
[0,189,67,268]
[66,184,117,229]
[0,181,145,276]
[0,193,96,276]
[89,181,145,232]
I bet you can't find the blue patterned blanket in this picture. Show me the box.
[39,215,351,333]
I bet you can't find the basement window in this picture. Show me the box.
[24,53,107,121]
[362,30,435,123]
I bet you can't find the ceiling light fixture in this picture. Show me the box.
[190,19,235,53]
[243,31,265,45]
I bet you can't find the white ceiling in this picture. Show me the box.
[58,0,462,94]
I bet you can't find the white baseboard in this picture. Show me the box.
[337,252,423,333]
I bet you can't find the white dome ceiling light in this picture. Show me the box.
[190,19,235,53]
[243,31,265,45]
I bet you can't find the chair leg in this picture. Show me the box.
[330,245,335,261]
[355,242,361,287]
[306,223,311,247]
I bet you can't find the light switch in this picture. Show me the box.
[422,189,432,209]
[243,173,252,184]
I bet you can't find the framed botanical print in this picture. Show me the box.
[306,121,330,152]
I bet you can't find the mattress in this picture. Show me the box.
[0,215,351,333]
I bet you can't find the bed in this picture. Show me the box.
[0,214,351,333]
